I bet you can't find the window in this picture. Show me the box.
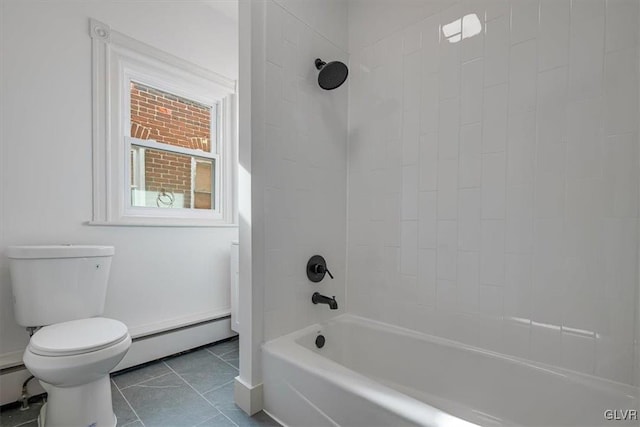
[90,19,236,226]
[128,82,218,211]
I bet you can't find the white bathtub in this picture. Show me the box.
[263,315,639,427]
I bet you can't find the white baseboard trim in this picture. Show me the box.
[0,350,23,371]
[234,377,263,415]
[127,309,231,339]
[0,316,235,406]
[114,316,235,371]
[0,368,46,407]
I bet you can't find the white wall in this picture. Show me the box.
[238,1,348,409]
[254,0,349,343]
[347,0,640,385]
[0,0,238,366]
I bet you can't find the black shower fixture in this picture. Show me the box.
[307,255,333,282]
[315,58,349,90]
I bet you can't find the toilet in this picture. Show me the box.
[7,245,131,427]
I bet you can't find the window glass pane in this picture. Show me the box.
[194,160,214,210]
[130,81,214,153]
[131,145,215,210]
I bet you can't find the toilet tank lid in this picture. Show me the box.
[6,245,115,259]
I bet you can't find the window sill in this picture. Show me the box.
[86,220,238,228]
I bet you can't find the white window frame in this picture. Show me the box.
[130,145,146,206]
[89,18,237,226]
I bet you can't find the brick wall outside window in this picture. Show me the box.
[130,81,213,209]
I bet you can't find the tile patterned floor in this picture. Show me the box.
[0,338,280,427]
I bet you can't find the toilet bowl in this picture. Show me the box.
[23,317,131,427]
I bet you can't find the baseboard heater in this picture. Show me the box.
[0,314,235,405]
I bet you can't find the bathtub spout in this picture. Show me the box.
[312,292,338,310]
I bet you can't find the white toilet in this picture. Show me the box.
[7,245,131,427]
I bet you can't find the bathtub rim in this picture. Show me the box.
[263,316,479,427]
[263,314,639,425]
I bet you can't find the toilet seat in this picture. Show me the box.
[29,318,128,357]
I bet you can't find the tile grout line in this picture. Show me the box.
[112,379,145,427]
[194,412,234,427]
[200,378,236,397]
[217,347,240,360]
[204,347,240,371]
[162,361,240,427]
[115,371,174,391]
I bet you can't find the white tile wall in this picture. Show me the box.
[262,0,348,341]
[347,0,639,385]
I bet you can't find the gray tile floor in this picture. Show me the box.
[0,338,280,427]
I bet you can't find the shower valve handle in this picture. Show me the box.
[307,255,334,282]
[313,264,334,279]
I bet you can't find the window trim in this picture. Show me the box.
[89,18,237,227]
[130,145,146,205]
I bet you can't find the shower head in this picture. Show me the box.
[315,58,349,90]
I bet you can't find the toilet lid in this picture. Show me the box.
[29,318,129,357]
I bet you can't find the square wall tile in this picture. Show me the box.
[568,1,605,101]
[503,319,531,359]
[437,158,459,219]
[418,249,437,306]
[461,59,483,124]
[479,284,504,317]
[538,0,570,71]
[530,322,562,367]
[457,250,480,313]
[439,42,461,100]
[460,123,482,188]
[604,48,639,135]
[266,0,284,66]
[438,97,460,160]
[458,188,481,251]
[504,253,532,319]
[484,15,509,87]
[482,83,507,154]
[510,0,539,45]
[419,132,438,191]
[403,51,422,112]
[480,219,505,286]
[508,39,537,115]
[437,279,458,312]
[401,221,419,275]
[481,152,506,219]
[507,111,536,187]
[402,165,419,220]
[605,0,639,53]
[402,21,422,54]
[485,0,510,21]
[437,220,458,281]
[421,73,439,133]
[505,184,533,254]
[419,191,437,249]
[603,134,639,218]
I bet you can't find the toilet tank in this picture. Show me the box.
[7,245,115,327]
